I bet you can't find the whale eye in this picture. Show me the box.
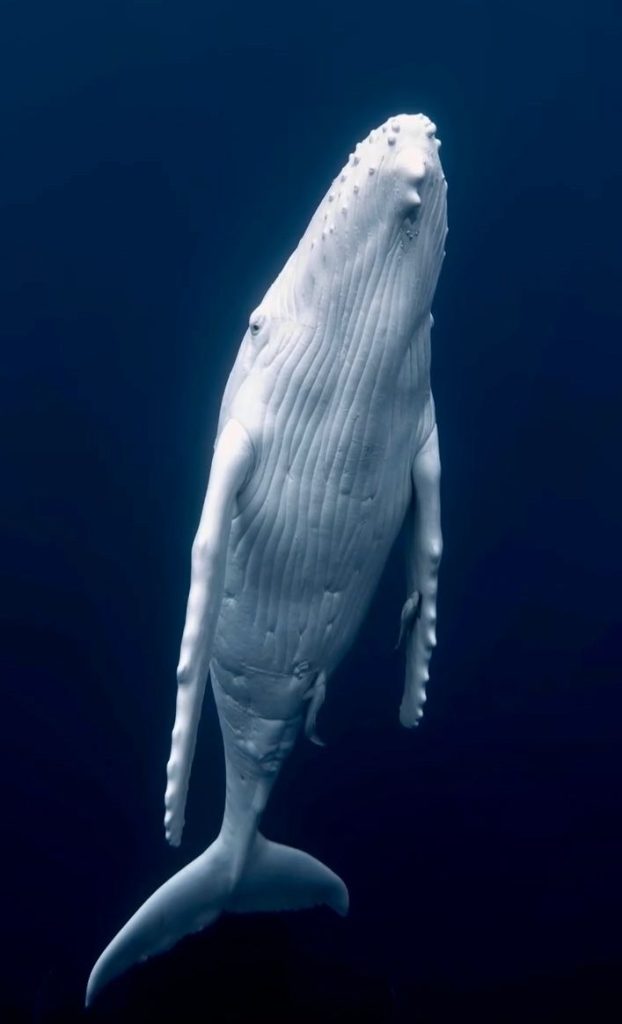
[249,312,266,337]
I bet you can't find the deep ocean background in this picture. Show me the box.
[2,1,621,1021]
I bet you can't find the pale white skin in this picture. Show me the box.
[86,113,447,1005]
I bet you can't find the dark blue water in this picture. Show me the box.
[2,2,621,1020]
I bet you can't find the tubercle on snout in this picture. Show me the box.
[302,113,445,256]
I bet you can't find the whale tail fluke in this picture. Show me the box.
[86,833,348,1007]
[85,837,233,1007]
[227,833,349,916]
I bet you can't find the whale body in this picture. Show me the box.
[86,113,447,1005]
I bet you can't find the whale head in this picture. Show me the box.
[317,112,447,240]
[238,114,447,384]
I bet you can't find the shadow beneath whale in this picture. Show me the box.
[15,909,622,1023]
[85,909,397,1023]
[82,913,622,1024]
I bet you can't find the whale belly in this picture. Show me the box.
[212,400,416,687]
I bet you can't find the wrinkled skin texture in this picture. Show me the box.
[86,113,447,1006]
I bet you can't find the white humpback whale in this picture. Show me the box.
[86,112,447,1005]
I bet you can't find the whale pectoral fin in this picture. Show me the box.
[227,834,349,916]
[399,423,442,728]
[164,419,255,847]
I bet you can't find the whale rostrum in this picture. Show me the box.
[86,113,447,1005]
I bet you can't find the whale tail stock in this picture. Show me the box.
[85,831,348,1007]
